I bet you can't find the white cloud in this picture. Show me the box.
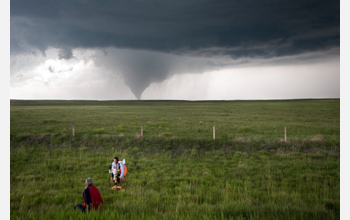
[142,59,340,100]
[10,48,135,100]
[10,47,340,100]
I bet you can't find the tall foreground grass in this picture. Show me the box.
[10,137,339,219]
[10,100,340,219]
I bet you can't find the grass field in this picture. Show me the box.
[10,99,340,219]
[10,99,339,142]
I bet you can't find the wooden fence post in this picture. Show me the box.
[213,126,215,140]
[284,126,287,143]
[141,124,143,138]
[72,123,75,137]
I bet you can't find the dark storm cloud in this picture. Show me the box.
[10,0,340,99]
[11,0,339,57]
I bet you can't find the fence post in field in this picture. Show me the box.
[213,126,215,140]
[141,124,143,138]
[72,123,75,137]
[284,126,287,143]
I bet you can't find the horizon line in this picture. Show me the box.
[10,98,340,102]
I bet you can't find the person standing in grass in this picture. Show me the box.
[110,156,126,184]
[116,156,126,183]
[110,157,118,183]
[74,177,103,212]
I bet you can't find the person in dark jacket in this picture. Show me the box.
[74,177,104,212]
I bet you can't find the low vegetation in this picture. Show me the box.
[10,100,340,219]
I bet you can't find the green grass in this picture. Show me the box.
[10,100,340,219]
[10,99,340,142]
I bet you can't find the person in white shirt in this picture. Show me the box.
[110,157,118,183]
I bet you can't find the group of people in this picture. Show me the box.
[110,156,126,184]
[74,156,126,212]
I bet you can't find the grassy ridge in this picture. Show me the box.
[10,100,340,219]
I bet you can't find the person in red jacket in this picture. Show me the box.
[74,177,103,212]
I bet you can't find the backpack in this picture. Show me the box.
[119,161,127,176]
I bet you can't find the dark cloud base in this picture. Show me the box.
[11,0,339,57]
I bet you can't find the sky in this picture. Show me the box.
[9,0,341,100]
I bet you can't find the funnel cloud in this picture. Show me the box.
[94,49,234,99]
